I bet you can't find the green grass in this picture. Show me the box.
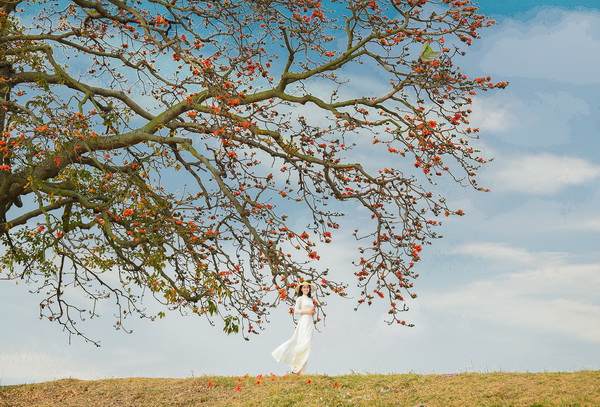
[1,371,599,406]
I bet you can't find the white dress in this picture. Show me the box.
[271,295,315,374]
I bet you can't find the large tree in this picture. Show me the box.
[0,0,505,343]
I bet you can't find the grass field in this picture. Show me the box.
[1,371,599,406]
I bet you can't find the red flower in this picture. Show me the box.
[236,385,242,391]
[333,381,339,387]
[207,381,213,387]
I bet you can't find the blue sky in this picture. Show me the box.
[2,0,600,385]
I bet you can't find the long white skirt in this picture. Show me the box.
[271,314,315,374]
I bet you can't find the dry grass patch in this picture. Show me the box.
[1,371,599,406]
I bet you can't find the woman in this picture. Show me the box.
[271,281,318,374]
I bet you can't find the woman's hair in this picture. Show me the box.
[297,284,312,298]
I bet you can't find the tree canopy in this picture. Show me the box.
[0,0,506,343]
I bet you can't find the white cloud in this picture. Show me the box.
[479,9,600,84]
[469,96,516,133]
[425,244,600,344]
[466,9,597,148]
[566,218,600,232]
[469,91,590,147]
[0,350,109,385]
[487,153,600,195]
[449,242,564,266]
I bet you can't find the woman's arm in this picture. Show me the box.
[293,297,302,315]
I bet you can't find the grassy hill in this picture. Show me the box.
[1,371,599,406]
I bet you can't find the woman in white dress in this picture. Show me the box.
[271,281,317,374]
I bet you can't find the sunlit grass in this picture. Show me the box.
[1,371,599,406]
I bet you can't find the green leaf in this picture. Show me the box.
[419,43,441,62]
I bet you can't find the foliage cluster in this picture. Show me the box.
[0,0,506,342]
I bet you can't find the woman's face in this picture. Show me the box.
[301,285,310,295]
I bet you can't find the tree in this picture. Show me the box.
[0,0,506,344]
